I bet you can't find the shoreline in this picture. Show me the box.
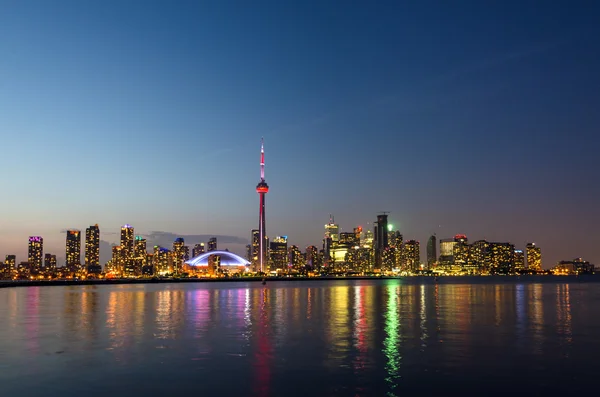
[0,274,597,289]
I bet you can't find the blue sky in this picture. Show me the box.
[0,0,599,267]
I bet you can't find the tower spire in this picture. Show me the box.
[260,137,265,181]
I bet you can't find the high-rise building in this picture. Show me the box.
[269,236,287,271]
[469,240,490,273]
[288,245,304,270]
[453,234,469,269]
[439,238,456,266]
[208,237,217,252]
[526,243,542,271]
[514,249,525,271]
[44,253,57,270]
[85,225,100,272]
[256,138,269,273]
[65,230,81,272]
[353,227,363,245]
[305,246,319,270]
[172,238,185,274]
[192,243,205,258]
[152,246,172,275]
[426,235,437,268]
[402,240,420,272]
[489,242,515,274]
[251,229,260,268]
[324,215,339,242]
[5,255,16,274]
[28,236,43,272]
[133,236,148,275]
[374,214,389,269]
[362,229,374,249]
[120,225,134,257]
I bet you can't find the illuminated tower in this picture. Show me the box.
[28,236,43,272]
[85,225,100,272]
[526,243,542,271]
[65,230,81,272]
[120,224,134,272]
[256,138,269,273]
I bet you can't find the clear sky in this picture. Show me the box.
[1,0,599,267]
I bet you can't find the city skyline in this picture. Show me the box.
[1,1,599,266]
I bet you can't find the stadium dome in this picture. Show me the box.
[185,250,250,267]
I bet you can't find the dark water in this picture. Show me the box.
[1,278,599,396]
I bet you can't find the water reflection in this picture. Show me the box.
[383,283,401,396]
[1,280,599,396]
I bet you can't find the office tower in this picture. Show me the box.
[382,247,396,271]
[439,238,456,265]
[208,237,217,252]
[526,243,542,271]
[256,138,269,273]
[401,240,420,272]
[305,246,319,270]
[453,234,469,269]
[192,243,205,258]
[28,236,43,272]
[374,213,389,269]
[324,215,339,242]
[85,225,100,272]
[427,235,437,268]
[514,249,525,271]
[288,245,303,270]
[153,246,171,275]
[489,242,515,274]
[182,245,190,261]
[5,255,16,274]
[65,230,81,272]
[44,254,57,270]
[469,240,490,273]
[269,236,287,271]
[362,229,374,249]
[251,229,260,268]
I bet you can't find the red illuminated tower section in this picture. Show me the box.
[256,138,269,273]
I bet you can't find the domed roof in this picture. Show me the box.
[185,250,250,267]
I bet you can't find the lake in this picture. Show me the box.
[1,277,599,396]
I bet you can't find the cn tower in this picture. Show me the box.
[256,138,269,273]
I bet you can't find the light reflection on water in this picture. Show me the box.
[0,278,599,396]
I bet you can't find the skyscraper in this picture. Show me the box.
[85,225,100,272]
[208,237,217,252]
[256,138,269,273]
[120,225,134,257]
[374,213,389,269]
[426,235,437,268]
[402,240,421,272]
[134,236,148,275]
[28,237,43,272]
[251,229,260,268]
[65,230,81,272]
[192,243,205,258]
[44,253,57,270]
[324,215,339,242]
[172,238,185,274]
[526,243,542,271]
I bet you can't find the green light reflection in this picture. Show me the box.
[383,283,401,396]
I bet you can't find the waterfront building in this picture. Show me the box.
[469,240,490,273]
[250,229,260,268]
[489,242,515,274]
[65,230,81,272]
[172,238,186,274]
[288,245,304,271]
[153,246,172,275]
[5,255,16,275]
[192,243,205,258]
[453,235,469,271]
[44,253,57,270]
[427,235,437,268]
[514,249,525,271]
[305,245,320,271]
[85,225,100,273]
[401,240,420,272]
[374,214,389,269]
[28,236,43,273]
[208,237,217,252]
[438,238,456,266]
[269,236,287,272]
[526,243,542,271]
